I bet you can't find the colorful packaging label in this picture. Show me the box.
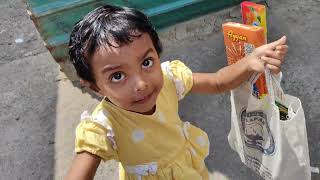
[222,22,267,98]
[241,1,267,38]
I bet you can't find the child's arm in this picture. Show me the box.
[65,152,101,180]
[191,36,288,94]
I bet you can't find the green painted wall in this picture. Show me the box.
[26,0,243,61]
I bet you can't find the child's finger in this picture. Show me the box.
[261,56,282,67]
[276,46,288,55]
[266,64,281,74]
[276,51,286,59]
[265,36,287,50]
[276,49,288,55]
[276,45,288,51]
[265,50,282,60]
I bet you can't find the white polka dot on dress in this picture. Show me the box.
[132,129,145,143]
[157,111,166,123]
[197,136,207,147]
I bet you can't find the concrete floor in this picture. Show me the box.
[0,0,319,179]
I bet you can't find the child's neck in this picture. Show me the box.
[104,97,156,115]
[140,105,156,115]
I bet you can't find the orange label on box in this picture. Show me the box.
[222,22,267,98]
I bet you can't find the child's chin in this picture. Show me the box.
[133,92,158,114]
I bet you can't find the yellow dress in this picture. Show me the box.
[75,60,210,180]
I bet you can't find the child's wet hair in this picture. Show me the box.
[69,5,163,82]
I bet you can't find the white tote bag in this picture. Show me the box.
[228,69,311,180]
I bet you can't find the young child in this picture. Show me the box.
[65,5,288,180]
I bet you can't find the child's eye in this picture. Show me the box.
[111,72,125,82]
[142,58,153,69]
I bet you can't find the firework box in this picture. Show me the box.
[222,22,267,98]
[241,1,267,38]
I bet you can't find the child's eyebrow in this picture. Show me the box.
[101,48,154,73]
[139,48,153,60]
[102,64,122,73]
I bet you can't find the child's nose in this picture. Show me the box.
[133,76,148,92]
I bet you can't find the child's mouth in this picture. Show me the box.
[134,91,154,104]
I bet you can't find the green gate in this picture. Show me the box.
[26,0,243,62]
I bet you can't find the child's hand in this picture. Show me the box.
[247,36,288,74]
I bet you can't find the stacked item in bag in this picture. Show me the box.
[223,1,311,180]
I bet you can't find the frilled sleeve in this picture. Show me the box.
[75,110,118,161]
[161,60,193,100]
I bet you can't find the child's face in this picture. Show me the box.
[90,33,163,114]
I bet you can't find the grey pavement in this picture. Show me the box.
[0,0,319,180]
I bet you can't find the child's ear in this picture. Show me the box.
[80,79,102,95]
